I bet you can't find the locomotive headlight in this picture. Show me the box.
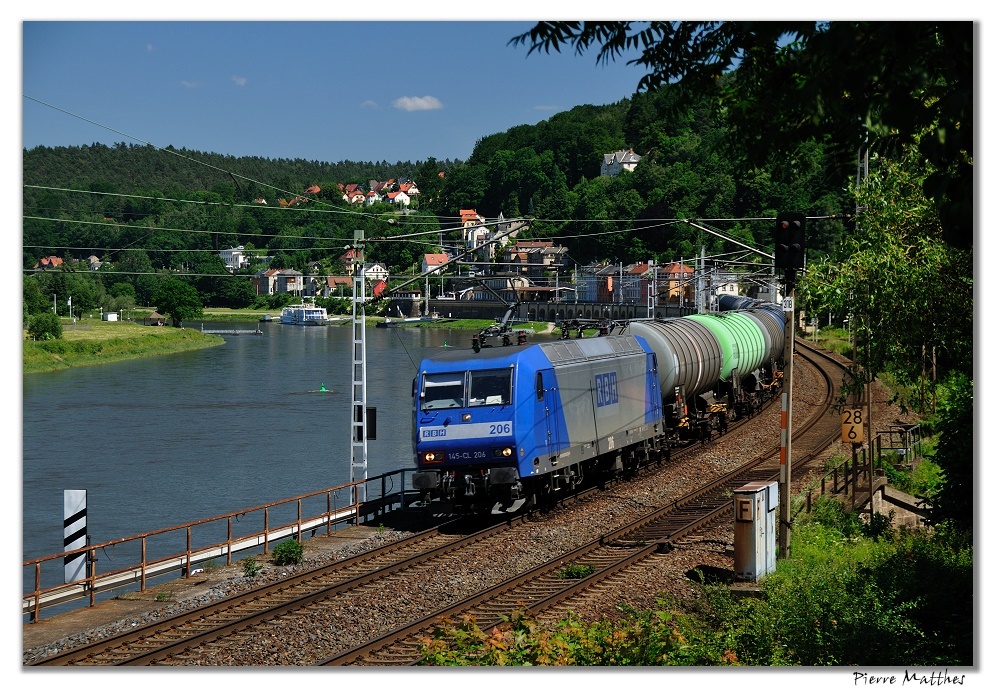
[493,446,513,458]
[422,451,445,464]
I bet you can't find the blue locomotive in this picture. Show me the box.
[411,302,784,512]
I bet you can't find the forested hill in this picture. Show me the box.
[22,142,459,203]
[24,84,854,270]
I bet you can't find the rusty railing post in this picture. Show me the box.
[263,507,269,555]
[88,549,97,608]
[33,562,41,622]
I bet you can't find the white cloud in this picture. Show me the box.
[231,75,247,87]
[360,99,379,109]
[392,95,444,112]
[146,43,154,52]
[180,80,199,89]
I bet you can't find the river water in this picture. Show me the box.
[21,321,484,564]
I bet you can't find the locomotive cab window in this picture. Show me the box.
[421,372,465,410]
[468,369,512,407]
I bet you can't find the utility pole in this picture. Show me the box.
[350,230,368,509]
[774,212,806,558]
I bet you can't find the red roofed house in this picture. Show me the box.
[34,256,64,270]
[339,248,362,273]
[460,208,488,247]
[421,253,449,275]
[386,190,410,207]
[323,276,353,297]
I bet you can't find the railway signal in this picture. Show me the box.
[773,211,805,559]
[774,212,806,271]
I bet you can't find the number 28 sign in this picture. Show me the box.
[841,408,864,443]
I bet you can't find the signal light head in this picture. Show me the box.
[774,212,806,270]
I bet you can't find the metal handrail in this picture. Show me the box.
[23,469,415,622]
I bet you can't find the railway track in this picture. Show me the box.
[29,515,516,665]
[320,340,848,666]
[31,340,846,667]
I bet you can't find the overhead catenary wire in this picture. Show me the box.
[24,95,850,275]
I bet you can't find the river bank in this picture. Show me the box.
[23,321,224,374]
[22,311,557,375]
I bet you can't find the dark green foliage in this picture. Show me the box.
[927,374,973,533]
[153,278,203,326]
[23,82,853,278]
[271,539,303,566]
[22,275,50,319]
[27,312,62,340]
[419,520,971,666]
[419,605,730,666]
[687,522,969,667]
[242,555,262,578]
[511,21,971,249]
[555,564,595,579]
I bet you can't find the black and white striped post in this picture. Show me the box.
[63,489,88,583]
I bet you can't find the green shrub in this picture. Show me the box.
[418,605,731,666]
[804,494,861,536]
[242,555,263,578]
[27,312,63,340]
[417,522,971,667]
[556,564,595,579]
[271,539,304,566]
[861,510,896,541]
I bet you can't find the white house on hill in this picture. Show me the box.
[601,149,642,177]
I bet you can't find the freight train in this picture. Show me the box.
[410,299,785,513]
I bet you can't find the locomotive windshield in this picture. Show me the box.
[468,368,512,407]
[421,372,465,410]
[420,368,513,410]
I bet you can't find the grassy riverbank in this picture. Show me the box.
[197,307,555,334]
[22,310,558,375]
[23,321,224,374]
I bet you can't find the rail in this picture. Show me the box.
[23,469,420,622]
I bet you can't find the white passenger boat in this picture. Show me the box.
[279,302,329,326]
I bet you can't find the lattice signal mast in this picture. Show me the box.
[350,229,368,506]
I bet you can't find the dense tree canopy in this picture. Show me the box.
[509,20,973,533]
[153,278,204,327]
[510,21,972,250]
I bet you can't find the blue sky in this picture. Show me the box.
[22,20,650,164]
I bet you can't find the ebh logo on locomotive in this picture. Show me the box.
[595,372,619,408]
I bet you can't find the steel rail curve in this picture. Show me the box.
[32,341,839,667]
[318,341,848,666]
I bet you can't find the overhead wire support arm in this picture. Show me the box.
[681,219,774,262]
